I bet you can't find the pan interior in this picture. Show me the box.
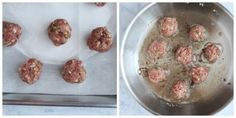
[122,3,233,114]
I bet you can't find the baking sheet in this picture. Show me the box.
[3,3,117,95]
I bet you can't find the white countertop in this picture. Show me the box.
[119,2,233,115]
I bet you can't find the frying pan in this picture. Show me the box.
[121,3,233,115]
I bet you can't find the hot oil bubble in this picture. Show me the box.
[200,42,223,63]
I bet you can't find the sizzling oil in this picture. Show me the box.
[138,17,229,104]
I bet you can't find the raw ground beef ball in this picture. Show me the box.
[171,80,189,99]
[190,66,209,84]
[48,19,72,46]
[175,46,192,65]
[148,68,166,83]
[189,24,207,42]
[202,43,221,63]
[159,17,178,37]
[94,2,106,7]
[147,40,167,59]
[18,58,43,85]
[61,59,86,84]
[3,21,22,46]
[87,27,112,52]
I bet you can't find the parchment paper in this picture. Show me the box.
[3,3,117,95]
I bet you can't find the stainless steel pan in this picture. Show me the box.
[121,3,233,115]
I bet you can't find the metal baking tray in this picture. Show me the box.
[3,3,117,107]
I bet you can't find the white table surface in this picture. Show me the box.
[3,2,233,115]
[119,2,233,115]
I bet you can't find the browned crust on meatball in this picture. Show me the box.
[159,17,178,37]
[18,58,43,85]
[87,27,112,52]
[48,19,72,46]
[175,46,192,65]
[3,21,22,46]
[148,68,166,83]
[189,24,207,42]
[171,80,189,99]
[61,59,86,84]
[202,43,221,63]
[147,40,167,59]
[190,66,208,84]
[95,2,106,7]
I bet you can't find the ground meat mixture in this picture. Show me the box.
[95,2,106,7]
[3,21,22,46]
[147,40,167,59]
[171,80,189,99]
[175,46,192,65]
[202,42,221,63]
[159,17,178,37]
[18,58,43,85]
[189,24,207,42]
[148,68,166,83]
[48,19,72,46]
[87,27,112,52]
[61,59,86,84]
[190,66,208,84]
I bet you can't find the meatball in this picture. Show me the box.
[61,59,86,83]
[202,43,221,63]
[171,80,189,99]
[148,68,166,83]
[190,66,208,84]
[3,21,22,46]
[18,58,43,84]
[87,27,112,52]
[48,19,72,46]
[95,2,106,7]
[189,24,207,42]
[147,40,167,59]
[159,17,178,37]
[175,46,192,65]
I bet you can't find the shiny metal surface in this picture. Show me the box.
[121,3,233,115]
[3,93,116,108]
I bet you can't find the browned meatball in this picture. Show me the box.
[175,46,192,65]
[147,40,167,59]
[48,19,72,46]
[18,58,43,84]
[3,21,22,46]
[159,17,178,37]
[202,43,221,63]
[61,59,86,84]
[95,2,106,7]
[148,68,166,83]
[87,27,112,52]
[171,80,189,99]
[190,66,208,84]
[189,24,207,42]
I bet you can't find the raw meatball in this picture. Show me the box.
[159,17,178,37]
[202,43,221,63]
[171,80,189,99]
[190,66,208,84]
[175,46,192,65]
[3,21,22,46]
[61,59,86,83]
[147,40,167,59]
[18,58,43,84]
[148,68,166,83]
[87,27,112,52]
[95,2,106,7]
[48,19,72,46]
[189,24,207,42]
